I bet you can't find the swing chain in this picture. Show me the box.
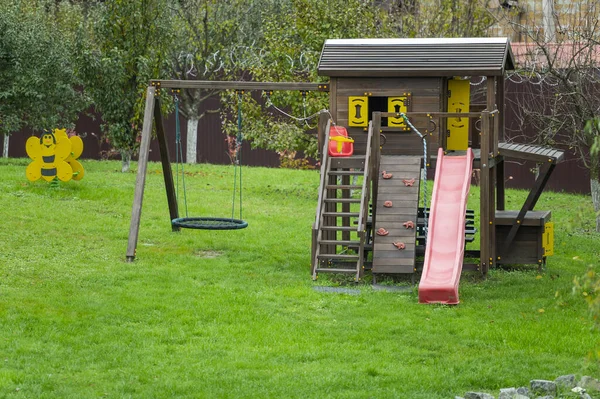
[232,90,244,220]
[173,90,188,218]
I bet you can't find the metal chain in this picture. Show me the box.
[232,91,243,220]
[399,113,429,243]
[174,94,189,218]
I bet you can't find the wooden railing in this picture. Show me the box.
[357,121,374,234]
[313,119,332,230]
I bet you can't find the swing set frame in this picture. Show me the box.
[125,79,328,262]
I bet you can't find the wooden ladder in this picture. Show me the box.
[311,122,374,281]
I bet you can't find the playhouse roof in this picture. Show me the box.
[317,37,515,77]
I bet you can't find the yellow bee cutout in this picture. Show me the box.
[25,128,85,182]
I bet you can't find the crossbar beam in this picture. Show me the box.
[150,80,329,92]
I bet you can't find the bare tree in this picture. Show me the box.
[171,0,272,164]
[503,0,600,231]
[385,0,495,38]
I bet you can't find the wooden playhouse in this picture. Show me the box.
[310,38,560,302]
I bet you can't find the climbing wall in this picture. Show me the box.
[372,155,421,275]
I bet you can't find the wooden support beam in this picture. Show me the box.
[497,75,505,143]
[126,86,156,262]
[317,111,329,161]
[480,111,491,275]
[150,80,329,92]
[325,172,337,255]
[497,156,505,211]
[501,162,556,254]
[342,174,350,241]
[311,227,318,275]
[153,96,179,231]
[486,77,497,271]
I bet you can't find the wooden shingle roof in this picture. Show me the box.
[317,38,515,77]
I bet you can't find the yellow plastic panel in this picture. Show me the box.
[543,222,554,256]
[70,159,85,181]
[446,79,470,151]
[388,97,408,129]
[69,135,84,160]
[348,96,368,127]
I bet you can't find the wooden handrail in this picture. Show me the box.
[378,111,497,118]
[314,119,332,228]
[357,121,374,233]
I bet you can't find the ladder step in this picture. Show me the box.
[330,157,367,169]
[329,155,366,163]
[323,212,360,217]
[319,240,361,246]
[315,268,358,274]
[325,185,362,190]
[328,170,364,176]
[324,198,361,204]
[321,226,357,231]
[317,254,360,260]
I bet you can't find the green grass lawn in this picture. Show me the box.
[1,157,599,398]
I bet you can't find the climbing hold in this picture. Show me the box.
[402,178,415,187]
[383,201,393,208]
[376,228,389,236]
[382,171,393,179]
[403,221,414,229]
[393,242,406,250]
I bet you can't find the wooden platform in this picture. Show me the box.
[498,142,565,164]
[372,156,421,274]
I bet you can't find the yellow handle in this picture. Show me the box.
[329,135,354,153]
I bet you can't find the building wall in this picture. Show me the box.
[488,0,600,42]
[332,77,442,157]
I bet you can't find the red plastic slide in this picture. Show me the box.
[419,148,474,305]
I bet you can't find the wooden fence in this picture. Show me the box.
[2,83,592,194]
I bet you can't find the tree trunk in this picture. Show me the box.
[121,150,132,173]
[186,118,199,164]
[592,178,600,232]
[2,133,9,158]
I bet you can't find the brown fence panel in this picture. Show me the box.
[2,82,592,193]
[3,101,280,168]
[502,80,591,194]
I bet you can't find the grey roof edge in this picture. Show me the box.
[504,39,516,71]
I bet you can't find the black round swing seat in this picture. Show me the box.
[172,217,248,230]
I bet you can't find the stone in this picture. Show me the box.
[514,395,529,399]
[580,393,592,399]
[578,376,600,392]
[530,380,557,395]
[555,374,576,388]
[499,388,517,399]
[465,392,495,399]
[534,396,553,399]
[516,387,530,396]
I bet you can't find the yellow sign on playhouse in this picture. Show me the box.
[26,128,85,182]
[348,96,368,127]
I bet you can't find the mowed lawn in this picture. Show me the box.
[1,157,599,398]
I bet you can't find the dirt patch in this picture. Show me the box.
[195,250,223,258]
